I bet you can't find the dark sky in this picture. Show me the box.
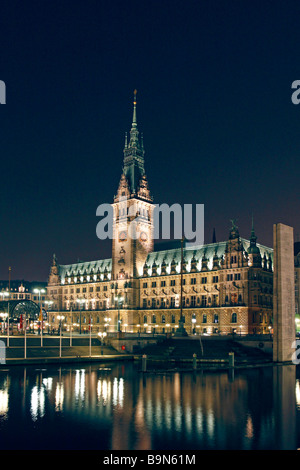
[0,0,299,281]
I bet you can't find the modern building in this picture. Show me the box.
[47,94,274,335]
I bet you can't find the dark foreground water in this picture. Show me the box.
[0,362,299,450]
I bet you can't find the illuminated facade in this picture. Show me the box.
[47,95,274,335]
[0,280,47,306]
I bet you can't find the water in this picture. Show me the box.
[0,362,298,450]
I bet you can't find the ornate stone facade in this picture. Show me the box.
[46,95,274,335]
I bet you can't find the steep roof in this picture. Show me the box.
[56,238,273,281]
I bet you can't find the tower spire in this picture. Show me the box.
[132,89,137,128]
[121,90,146,194]
[250,214,257,243]
[129,89,139,147]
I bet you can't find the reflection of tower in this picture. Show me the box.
[110,366,151,450]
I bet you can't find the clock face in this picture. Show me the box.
[119,231,127,242]
[140,231,148,242]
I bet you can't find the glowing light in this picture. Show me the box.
[30,386,45,421]
[55,383,64,411]
[0,389,8,416]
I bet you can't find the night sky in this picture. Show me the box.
[0,0,299,281]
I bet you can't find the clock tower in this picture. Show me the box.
[111,92,154,310]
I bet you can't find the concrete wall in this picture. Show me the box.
[273,223,295,362]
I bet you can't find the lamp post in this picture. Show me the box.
[89,315,92,357]
[175,237,188,337]
[0,312,6,334]
[104,317,111,333]
[8,267,11,347]
[268,325,272,338]
[23,315,27,359]
[114,294,124,334]
[0,292,9,338]
[57,315,65,358]
[69,305,73,347]
[98,331,107,355]
[45,300,53,334]
[192,318,196,335]
[76,299,85,334]
[34,288,46,346]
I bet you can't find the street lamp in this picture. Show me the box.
[57,315,65,358]
[268,325,272,338]
[192,318,196,335]
[98,331,107,355]
[76,298,85,334]
[34,288,46,346]
[114,294,124,333]
[104,317,111,333]
[45,300,53,333]
[0,292,9,344]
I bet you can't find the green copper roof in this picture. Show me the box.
[144,238,273,273]
[56,238,273,282]
[58,258,112,282]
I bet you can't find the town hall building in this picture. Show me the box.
[47,93,274,336]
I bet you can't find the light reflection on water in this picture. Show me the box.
[0,363,298,450]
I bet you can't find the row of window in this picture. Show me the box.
[143,276,218,288]
[142,313,239,324]
[226,273,241,281]
[64,300,108,310]
[142,295,219,308]
[62,286,108,294]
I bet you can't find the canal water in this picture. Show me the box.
[0,362,298,450]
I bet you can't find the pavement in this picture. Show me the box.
[0,334,130,364]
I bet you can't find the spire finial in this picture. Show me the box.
[132,89,137,127]
[250,214,257,244]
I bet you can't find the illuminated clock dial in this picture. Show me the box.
[140,231,148,242]
[119,231,127,242]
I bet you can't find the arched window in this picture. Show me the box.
[231,312,237,323]
[161,315,166,323]
[152,314,156,323]
[202,314,207,324]
[143,315,148,324]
